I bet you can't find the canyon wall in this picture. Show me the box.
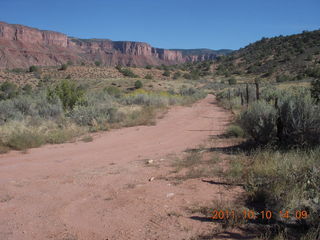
[0,22,223,69]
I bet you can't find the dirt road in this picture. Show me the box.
[0,95,242,240]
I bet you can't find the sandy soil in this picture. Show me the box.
[0,95,245,240]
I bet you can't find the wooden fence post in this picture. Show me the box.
[246,83,249,106]
[255,82,260,101]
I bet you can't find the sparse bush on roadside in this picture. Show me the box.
[311,79,320,103]
[279,94,320,146]
[0,121,84,150]
[7,130,45,150]
[69,91,115,126]
[0,92,63,124]
[225,125,245,138]
[240,101,277,144]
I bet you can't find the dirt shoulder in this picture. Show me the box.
[0,95,243,240]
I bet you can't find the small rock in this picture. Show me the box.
[147,159,154,164]
[149,177,155,182]
[166,193,174,198]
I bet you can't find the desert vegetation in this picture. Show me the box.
[0,78,206,152]
[210,79,320,239]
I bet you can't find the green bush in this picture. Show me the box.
[225,125,245,138]
[240,101,277,144]
[29,65,39,73]
[95,61,101,66]
[48,80,85,111]
[228,77,237,85]
[279,94,320,146]
[144,74,153,80]
[104,86,122,98]
[117,67,138,78]
[0,81,19,100]
[134,80,143,89]
[173,71,181,80]
[145,65,152,69]
[7,130,45,150]
[163,70,170,77]
[0,92,63,125]
[69,91,118,126]
[59,64,68,71]
[311,79,320,103]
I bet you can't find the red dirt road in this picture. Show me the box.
[0,95,242,240]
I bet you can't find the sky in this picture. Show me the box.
[1,0,319,50]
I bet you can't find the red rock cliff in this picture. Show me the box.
[0,22,219,69]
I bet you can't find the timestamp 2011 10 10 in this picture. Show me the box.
[211,209,308,220]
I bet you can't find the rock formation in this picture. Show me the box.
[0,22,227,69]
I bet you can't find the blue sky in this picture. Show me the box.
[1,0,319,50]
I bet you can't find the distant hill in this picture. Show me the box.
[171,48,233,57]
[215,30,320,81]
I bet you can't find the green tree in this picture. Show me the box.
[48,80,85,110]
[134,80,143,89]
[95,61,101,67]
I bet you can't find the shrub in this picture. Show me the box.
[29,65,39,72]
[104,86,122,98]
[276,74,292,82]
[311,79,320,103]
[59,64,68,71]
[69,91,117,126]
[48,80,85,111]
[173,71,181,80]
[117,67,138,78]
[134,80,143,89]
[95,61,101,66]
[144,74,153,80]
[225,125,245,138]
[228,77,237,85]
[163,70,170,77]
[145,65,152,69]
[7,130,45,150]
[279,94,320,146]
[240,101,277,144]
[0,81,19,100]
[22,84,32,94]
[0,92,63,125]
